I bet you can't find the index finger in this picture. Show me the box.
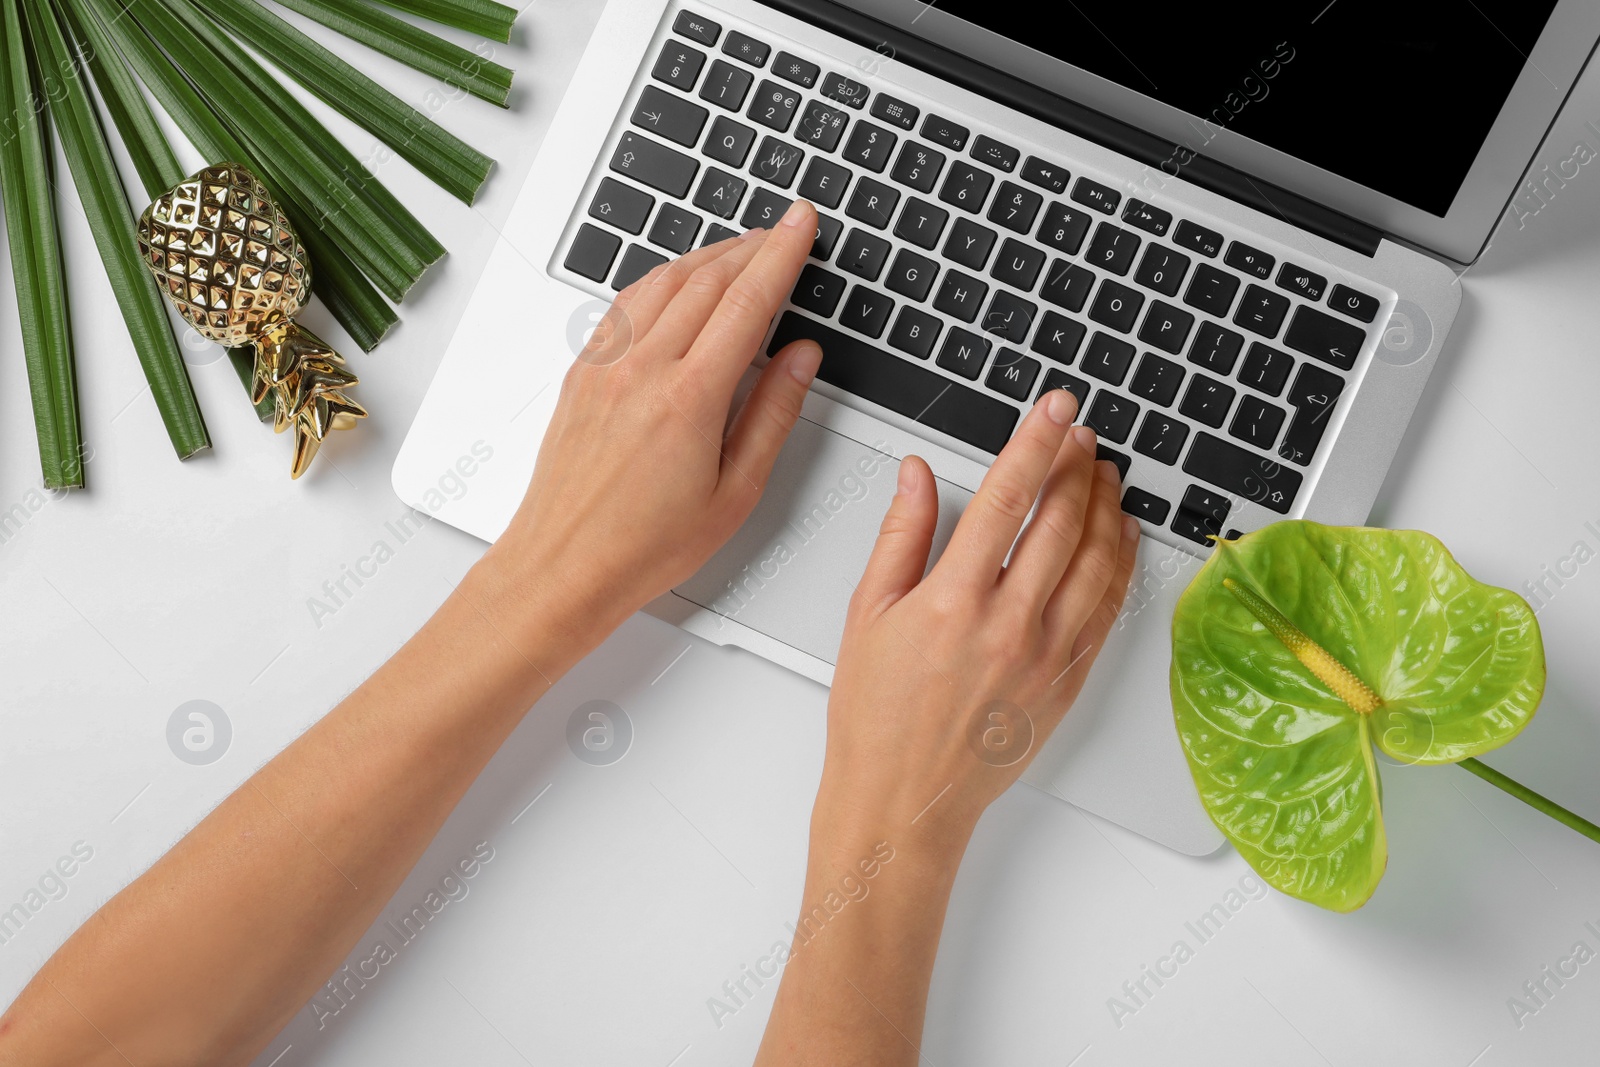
[683,199,817,397]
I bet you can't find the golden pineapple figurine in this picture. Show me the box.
[137,163,366,478]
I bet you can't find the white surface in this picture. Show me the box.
[2,2,1599,1066]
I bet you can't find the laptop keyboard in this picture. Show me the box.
[556,5,1385,552]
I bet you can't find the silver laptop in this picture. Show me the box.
[394,0,1599,855]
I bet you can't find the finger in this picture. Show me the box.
[1043,459,1127,638]
[1001,423,1099,606]
[718,338,823,498]
[639,229,774,358]
[614,230,768,345]
[932,389,1077,589]
[850,456,939,621]
[683,199,817,399]
[1051,512,1141,700]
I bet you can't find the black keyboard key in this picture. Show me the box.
[748,80,801,132]
[812,214,843,260]
[798,157,851,209]
[723,30,770,67]
[838,228,891,281]
[1284,305,1364,370]
[920,113,968,150]
[1032,311,1086,365]
[611,132,700,199]
[1172,219,1222,258]
[1238,342,1292,396]
[1134,245,1190,298]
[1040,259,1094,312]
[843,121,898,172]
[750,136,805,188]
[701,223,739,247]
[1080,331,1135,385]
[698,60,753,111]
[1184,263,1239,317]
[652,41,706,90]
[632,86,708,147]
[772,51,818,88]
[1133,411,1188,465]
[1121,486,1171,524]
[1089,279,1144,333]
[1233,284,1289,338]
[793,264,847,316]
[944,218,997,271]
[820,71,869,109]
[1172,507,1223,546]
[1179,373,1235,428]
[937,327,992,380]
[648,203,701,253]
[1225,241,1274,280]
[612,243,667,290]
[673,10,720,45]
[1329,284,1380,323]
[1188,320,1244,374]
[564,223,621,282]
[1181,486,1230,524]
[1097,445,1130,480]
[1072,176,1120,214]
[1138,301,1194,355]
[1276,262,1326,302]
[1121,198,1171,236]
[704,116,756,167]
[886,248,939,301]
[795,100,849,152]
[692,168,746,220]
[986,350,1040,400]
[939,160,994,213]
[1230,394,1285,450]
[990,238,1046,292]
[1086,391,1138,443]
[839,284,895,339]
[740,187,791,229]
[891,142,946,193]
[1021,156,1069,194]
[588,177,654,234]
[982,291,1036,344]
[933,269,988,322]
[894,198,949,250]
[1086,222,1140,276]
[987,181,1043,234]
[1037,368,1090,413]
[889,306,941,359]
[1184,432,1302,513]
[1038,201,1091,255]
[970,134,1019,172]
[1129,352,1184,406]
[771,314,1019,452]
[1278,363,1344,466]
[846,178,900,229]
[870,93,920,130]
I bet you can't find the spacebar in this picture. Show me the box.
[768,313,1020,454]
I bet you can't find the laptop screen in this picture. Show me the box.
[928,0,1558,218]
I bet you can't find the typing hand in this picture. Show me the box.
[484,201,822,636]
[816,391,1141,849]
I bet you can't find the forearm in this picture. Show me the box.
[0,552,604,1066]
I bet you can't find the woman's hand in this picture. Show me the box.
[482,201,822,636]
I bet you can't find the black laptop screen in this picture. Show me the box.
[932,0,1559,216]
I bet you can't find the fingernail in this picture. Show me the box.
[1072,424,1096,454]
[788,341,822,384]
[1043,389,1075,425]
[739,227,763,239]
[1122,515,1140,542]
[1097,458,1119,481]
[779,199,813,228]
[897,460,919,495]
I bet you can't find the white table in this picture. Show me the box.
[3,2,1599,1063]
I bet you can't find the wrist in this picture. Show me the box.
[464,546,619,672]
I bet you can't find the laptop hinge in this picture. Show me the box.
[762,0,1383,257]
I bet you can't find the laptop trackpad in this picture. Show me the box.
[672,417,970,666]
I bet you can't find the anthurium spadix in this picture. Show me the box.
[1169,520,1554,912]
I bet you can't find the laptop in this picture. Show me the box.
[393,0,1599,855]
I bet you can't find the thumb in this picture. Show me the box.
[719,339,822,495]
[851,455,939,621]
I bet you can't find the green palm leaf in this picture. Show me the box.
[370,0,516,43]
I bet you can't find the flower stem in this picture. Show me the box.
[1458,757,1600,845]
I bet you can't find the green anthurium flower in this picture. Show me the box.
[1169,520,1545,912]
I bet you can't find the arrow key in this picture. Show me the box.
[588,177,654,235]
